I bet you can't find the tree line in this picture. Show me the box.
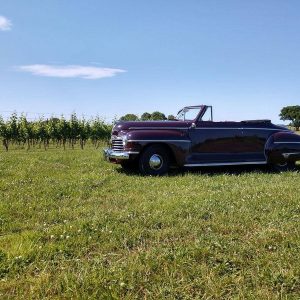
[0,113,112,151]
[120,111,175,121]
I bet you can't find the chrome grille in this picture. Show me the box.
[111,138,124,152]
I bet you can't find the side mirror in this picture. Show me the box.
[191,123,196,129]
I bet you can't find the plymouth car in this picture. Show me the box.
[104,105,300,175]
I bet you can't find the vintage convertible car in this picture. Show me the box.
[103,105,300,175]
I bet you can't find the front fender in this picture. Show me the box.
[265,132,300,163]
[124,130,191,166]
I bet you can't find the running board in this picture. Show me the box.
[184,161,267,167]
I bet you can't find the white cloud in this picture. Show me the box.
[18,64,126,79]
[0,16,12,31]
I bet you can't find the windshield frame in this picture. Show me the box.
[176,105,205,121]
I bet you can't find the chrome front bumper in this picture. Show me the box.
[103,148,130,161]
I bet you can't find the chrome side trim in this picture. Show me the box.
[127,139,191,143]
[129,127,188,130]
[129,127,289,131]
[184,161,267,167]
[274,142,300,144]
[194,128,289,131]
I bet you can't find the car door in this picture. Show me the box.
[187,121,245,164]
[240,123,276,162]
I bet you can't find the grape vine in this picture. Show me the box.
[0,113,112,151]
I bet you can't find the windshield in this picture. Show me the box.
[176,107,202,121]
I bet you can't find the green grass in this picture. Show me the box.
[1,147,300,299]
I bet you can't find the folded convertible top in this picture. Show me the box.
[241,119,271,124]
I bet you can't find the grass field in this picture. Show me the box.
[1,147,300,299]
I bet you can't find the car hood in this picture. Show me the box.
[112,120,192,135]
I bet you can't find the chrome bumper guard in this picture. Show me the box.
[103,148,131,161]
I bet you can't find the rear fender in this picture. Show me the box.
[265,132,300,163]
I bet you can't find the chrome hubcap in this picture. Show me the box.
[149,154,163,170]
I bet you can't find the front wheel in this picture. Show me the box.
[139,145,170,176]
[270,161,296,172]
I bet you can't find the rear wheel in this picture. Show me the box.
[139,145,170,176]
[271,161,296,172]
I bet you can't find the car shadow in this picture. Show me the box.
[116,164,300,177]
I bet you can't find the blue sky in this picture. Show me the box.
[1,0,300,123]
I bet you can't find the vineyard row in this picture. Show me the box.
[0,113,113,151]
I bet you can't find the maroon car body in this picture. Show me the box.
[104,105,300,175]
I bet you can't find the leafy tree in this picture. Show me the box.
[47,117,60,147]
[9,112,19,144]
[57,116,70,149]
[0,116,10,151]
[69,113,80,148]
[280,106,300,131]
[33,118,48,149]
[78,118,90,149]
[18,115,28,143]
[89,116,110,148]
[141,112,151,121]
[120,114,139,121]
[167,115,175,120]
[151,111,166,120]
